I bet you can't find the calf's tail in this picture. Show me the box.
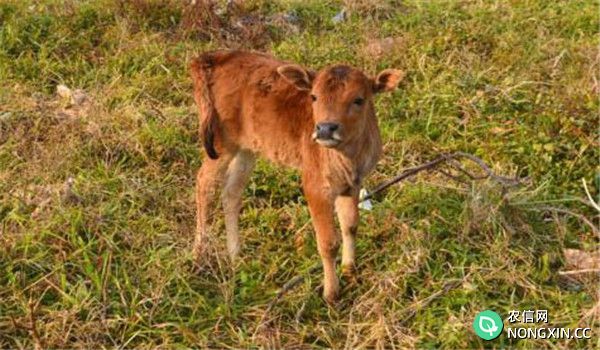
[190,54,219,160]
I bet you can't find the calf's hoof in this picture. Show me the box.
[341,264,357,278]
[192,243,205,265]
[227,245,240,263]
[323,292,339,305]
[342,267,358,285]
[322,285,340,305]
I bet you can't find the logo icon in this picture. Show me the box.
[473,310,503,340]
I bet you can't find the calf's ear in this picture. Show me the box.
[373,69,404,93]
[277,64,314,91]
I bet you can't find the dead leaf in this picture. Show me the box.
[564,249,600,270]
[490,126,514,135]
[56,84,89,107]
[56,84,72,99]
[363,36,406,61]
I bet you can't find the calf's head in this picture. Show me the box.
[277,63,404,148]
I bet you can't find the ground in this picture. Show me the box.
[0,0,598,348]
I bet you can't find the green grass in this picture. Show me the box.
[0,0,598,348]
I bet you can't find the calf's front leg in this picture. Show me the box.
[304,187,340,304]
[335,192,359,277]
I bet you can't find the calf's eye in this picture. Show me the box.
[353,97,364,106]
[311,94,317,102]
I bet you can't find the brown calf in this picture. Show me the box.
[190,50,403,303]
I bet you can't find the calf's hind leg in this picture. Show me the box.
[194,153,234,262]
[221,150,256,260]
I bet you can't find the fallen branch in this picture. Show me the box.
[361,152,523,202]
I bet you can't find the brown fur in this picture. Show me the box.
[189,50,404,303]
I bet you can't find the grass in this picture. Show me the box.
[0,0,598,348]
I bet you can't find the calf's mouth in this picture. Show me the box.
[312,122,343,148]
[312,131,342,148]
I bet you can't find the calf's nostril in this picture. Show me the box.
[316,123,339,133]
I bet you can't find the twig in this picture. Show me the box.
[446,158,488,180]
[28,300,44,350]
[253,261,326,337]
[265,262,324,313]
[453,152,522,184]
[146,98,168,121]
[531,206,599,238]
[582,178,600,212]
[558,269,600,276]
[436,168,469,184]
[294,302,306,323]
[361,156,447,201]
[361,152,522,202]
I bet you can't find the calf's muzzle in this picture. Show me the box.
[315,122,340,140]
